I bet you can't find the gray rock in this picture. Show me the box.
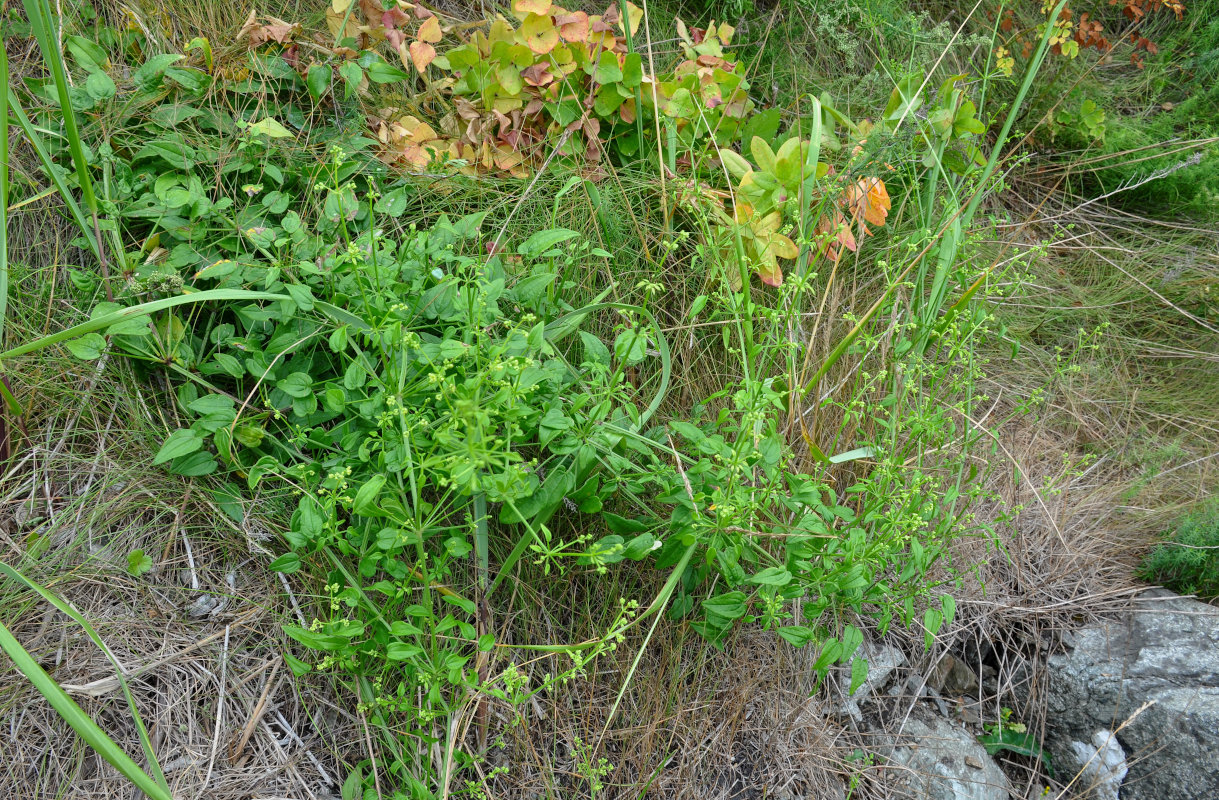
[877,715,1012,800]
[1068,730,1127,800]
[1045,590,1219,800]
[834,642,906,722]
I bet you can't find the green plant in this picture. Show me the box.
[0,2,1074,795]
[978,706,1054,776]
[1138,504,1219,598]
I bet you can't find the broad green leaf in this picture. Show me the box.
[848,657,870,695]
[170,452,218,476]
[153,429,202,465]
[352,475,386,516]
[269,553,302,574]
[65,332,106,360]
[747,566,793,586]
[702,591,747,621]
[126,549,153,576]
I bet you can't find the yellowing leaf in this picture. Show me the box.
[620,1,643,36]
[521,13,559,54]
[247,117,294,138]
[769,232,798,260]
[512,0,552,15]
[409,41,436,72]
[417,15,442,43]
[750,136,777,174]
[718,148,752,179]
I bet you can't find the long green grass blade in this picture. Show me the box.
[22,0,99,217]
[1,41,10,332]
[5,87,102,265]
[0,563,169,793]
[0,288,288,364]
[0,620,174,800]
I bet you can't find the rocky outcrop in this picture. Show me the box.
[1045,589,1219,800]
[877,714,1013,800]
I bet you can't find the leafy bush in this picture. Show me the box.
[1139,505,1219,598]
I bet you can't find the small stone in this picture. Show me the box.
[965,755,983,769]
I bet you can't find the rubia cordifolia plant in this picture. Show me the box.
[0,0,1072,795]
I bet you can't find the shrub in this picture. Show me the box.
[1139,504,1219,598]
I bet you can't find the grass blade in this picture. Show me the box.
[5,87,102,267]
[21,0,119,297]
[0,563,169,793]
[0,620,174,800]
[0,288,288,364]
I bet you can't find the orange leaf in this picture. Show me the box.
[409,40,436,72]
[846,177,891,228]
[417,15,442,43]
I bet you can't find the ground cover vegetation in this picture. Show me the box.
[0,0,1215,797]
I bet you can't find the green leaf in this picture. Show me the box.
[591,50,622,84]
[386,642,423,661]
[977,730,1054,775]
[883,70,924,123]
[170,452,218,476]
[338,61,363,98]
[65,332,106,360]
[518,228,579,257]
[375,187,410,216]
[126,549,153,576]
[579,331,611,369]
[665,87,698,119]
[621,52,643,87]
[923,607,944,650]
[84,70,116,101]
[848,657,869,695]
[702,591,747,621]
[276,371,313,398]
[133,54,184,88]
[153,429,202,465]
[306,64,330,101]
[747,566,792,586]
[352,475,386,516]
[613,328,647,366]
[365,59,410,83]
[776,624,816,647]
[269,553,301,574]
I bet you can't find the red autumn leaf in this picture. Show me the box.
[381,7,410,30]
